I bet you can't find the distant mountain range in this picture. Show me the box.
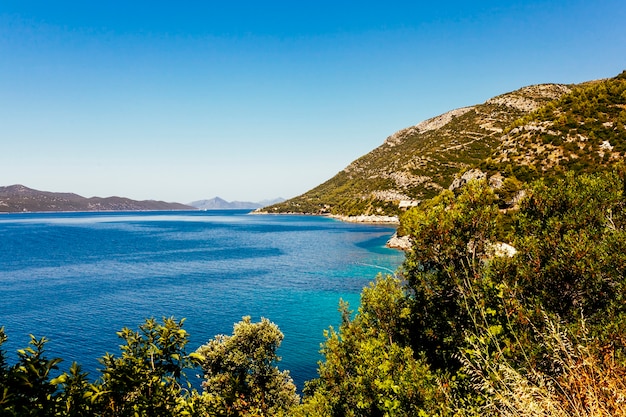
[264,70,626,216]
[0,184,285,213]
[188,197,285,210]
[0,185,194,213]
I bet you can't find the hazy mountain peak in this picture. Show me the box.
[189,197,285,210]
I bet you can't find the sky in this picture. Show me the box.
[1,1,625,203]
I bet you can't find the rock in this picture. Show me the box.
[330,214,399,224]
[386,233,412,250]
[398,200,420,209]
[383,106,475,147]
[449,169,487,191]
[488,172,505,189]
[485,241,517,258]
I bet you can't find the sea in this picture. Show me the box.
[0,210,404,390]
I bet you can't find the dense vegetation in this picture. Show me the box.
[295,170,626,416]
[3,170,626,416]
[0,317,299,416]
[489,70,626,179]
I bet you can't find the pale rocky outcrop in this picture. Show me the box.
[398,200,420,209]
[384,106,475,147]
[488,172,505,189]
[485,242,517,258]
[386,232,412,250]
[449,169,487,191]
[487,84,571,112]
[330,214,399,224]
[371,190,411,202]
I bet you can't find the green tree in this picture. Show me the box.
[193,316,299,417]
[507,171,626,326]
[401,180,500,370]
[297,276,443,417]
[0,333,63,417]
[91,317,194,417]
[52,362,92,417]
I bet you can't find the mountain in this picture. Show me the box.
[189,197,285,210]
[0,185,194,213]
[263,71,626,217]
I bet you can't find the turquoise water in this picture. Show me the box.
[0,210,404,389]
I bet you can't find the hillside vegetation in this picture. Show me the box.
[264,71,626,216]
[489,71,626,176]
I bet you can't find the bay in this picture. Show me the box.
[0,210,404,390]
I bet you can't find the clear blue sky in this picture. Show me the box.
[1,1,625,203]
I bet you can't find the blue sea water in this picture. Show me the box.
[0,210,404,390]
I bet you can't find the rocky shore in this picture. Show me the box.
[326,215,414,251]
[253,210,408,250]
[386,232,412,251]
[328,214,399,224]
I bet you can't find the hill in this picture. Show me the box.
[263,71,626,217]
[189,197,285,210]
[0,185,194,212]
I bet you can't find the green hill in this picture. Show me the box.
[488,71,626,176]
[263,71,626,217]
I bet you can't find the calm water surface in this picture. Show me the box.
[0,210,404,389]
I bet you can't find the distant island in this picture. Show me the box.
[0,184,287,213]
[0,185,194,213]
[188,197,285,210]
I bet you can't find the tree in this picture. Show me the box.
[52,362,92,417]
[401,180,500,370]
[91,317,194,417]
[297,276,443,417]
[0,332,63,417]
[193,316,299,417]
[509,171,626,327]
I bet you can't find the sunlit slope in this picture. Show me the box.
[265,83,572,216]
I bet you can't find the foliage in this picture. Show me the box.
[401,180,500,370]
[193,316,299,417]
[495,72,626,177]
[296,276,444,417]
[507,170,626,325]
[0,317,298,417]
[53,362,92,417]
[90,317,193,416]
[396,170,626,413]
[0,332,62,416]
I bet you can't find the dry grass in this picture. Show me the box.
[460,315,626,417]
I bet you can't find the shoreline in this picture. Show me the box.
[252,210,410,250]
[252,210,399,224]
[327,214,399,225]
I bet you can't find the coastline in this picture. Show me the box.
[252,210,399,224]
[252,210,411,250]
[327,214,399,225]
[329,215,413,251]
